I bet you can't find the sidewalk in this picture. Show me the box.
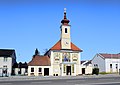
[0,74,120,81]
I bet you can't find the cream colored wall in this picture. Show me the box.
[28,66,51,76]
[85,66,92,74]
[75,52,81,75]
[52,65,60,76]
[61,25,71,49]
[61,25,71,39]
[28,51,81,76]
[50,51,54,76]
[81,65,93,74]
[51,51,81,76]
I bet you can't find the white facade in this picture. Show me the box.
[28,66,51,76]
[81,60,93,74]
[105,59,120,73]
[14,68,27,75]
[0,57,12,76]
[0,49,16,77]
[92,53,120,73]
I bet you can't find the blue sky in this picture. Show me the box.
[0,0,120,62]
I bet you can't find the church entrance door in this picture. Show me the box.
[66,66,71,75]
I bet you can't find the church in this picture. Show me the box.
[28,8,83,76]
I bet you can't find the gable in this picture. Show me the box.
[50,40,82,52]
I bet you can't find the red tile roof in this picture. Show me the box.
[99,53,120,59]
[50,40,82,52]
[28,55,51,66]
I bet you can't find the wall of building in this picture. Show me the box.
[14,68,27,75]
[11,52,16,66]
[92,54,105,72]
[0,57,12,76]
[28,66,51,76]
[105,59,120,73]
[81,64,92,75]
[51,50,81,76]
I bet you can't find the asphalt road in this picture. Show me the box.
[0,77,120,85]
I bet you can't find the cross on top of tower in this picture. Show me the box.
[61,8,70,25]
[64,8,66,13]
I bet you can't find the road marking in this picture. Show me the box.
[75,81,120,85]
[1,83,12,85]
[98,78,115,81]
[67,80,85,83]
[31,81,51,84]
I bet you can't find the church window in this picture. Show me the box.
[54,52,60,63]
[72,64,74,73]
[65,28,67,33]
[72,54,78,62]
[63,65,66,73]
[62,53,70,62]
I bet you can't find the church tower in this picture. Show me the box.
[61,8,71,49]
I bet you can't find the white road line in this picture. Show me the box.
[66,80,85,83]
[75,81,120,85]
[31,81,52,84]
[98,78,114,81]
[1,83,12,85]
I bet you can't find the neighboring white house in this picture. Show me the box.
[81,60,92,75]
[92,53,120,73]
[12,62,28,76]
[28,53,51,76]
[0,49,16,76]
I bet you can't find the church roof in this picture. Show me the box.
[28,55,51,66]
[50,40,82,52]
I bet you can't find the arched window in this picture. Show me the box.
[65,28,67,33]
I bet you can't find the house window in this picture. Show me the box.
[4,57,7,62]
[3,66,7,74]
[116,64,118,69]
[65,28,67,33]
[31,68,34,72]
[38,68,42,72]
[94,64,98,68]
[25,68,28,73]
[110,64,112,68]
[3,66,7,68]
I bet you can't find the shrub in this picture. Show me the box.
[92,68,99,75]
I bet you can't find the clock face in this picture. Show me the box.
[64,41,69,46]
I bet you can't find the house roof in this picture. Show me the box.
[0,49,15,57]
[81,60,92,65]
[50,40,82,52]
[81,61,86,64]
[28,55,51,66]
[13,62,28,68]
[99,53,120,59]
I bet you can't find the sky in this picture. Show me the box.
[0,0,120,62]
